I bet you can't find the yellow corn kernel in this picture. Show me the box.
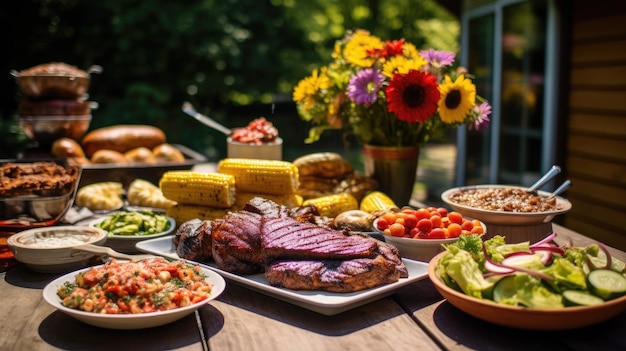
[166,204,232,223]
[217,158,299,195]
[234,192,303,210]
[302,193,358,218]
[159,171,235,208]
[359,191,398,213]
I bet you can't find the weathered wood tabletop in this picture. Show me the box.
[1,223,625,351]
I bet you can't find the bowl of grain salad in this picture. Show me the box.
[441,185,572,243]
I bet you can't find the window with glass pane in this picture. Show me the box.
[498,1,547,184]
[465,13,495,184]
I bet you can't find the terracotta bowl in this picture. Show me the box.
[428,252,626,330]
[441,185,572,243]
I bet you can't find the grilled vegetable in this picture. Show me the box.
[302,193,358,218]
[166,204,231,223]
[159,171,236,208]
[217,158,299,195]
[359,191,398,213]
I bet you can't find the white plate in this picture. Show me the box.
[42,263,226,329]
[136,235,429,315]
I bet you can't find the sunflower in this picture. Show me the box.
[292,67,330,111]
[343,30,384,68]
[382,55,427,78]
[438,75,477,124]
[385,70,440,123]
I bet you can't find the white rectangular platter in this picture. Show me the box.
[136,235,429,315]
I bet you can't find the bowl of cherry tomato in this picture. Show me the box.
[373,206,486,262]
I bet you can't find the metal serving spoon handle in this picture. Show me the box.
[547,179,572,199]
[182,101,232,136]
[527,165,561,193]
[74,244,156,261]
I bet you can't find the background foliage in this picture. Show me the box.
[1,0,458,160]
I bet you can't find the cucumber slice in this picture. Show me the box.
[562,290,604,307]
[493,275,517,303]
[587,269,626,300]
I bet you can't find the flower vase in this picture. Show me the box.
[362,144,420,207]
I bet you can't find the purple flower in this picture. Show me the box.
[346,68,385,106]
[420,49,455,67]
[471,102,491,130]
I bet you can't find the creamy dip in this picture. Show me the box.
[20,230,96,248]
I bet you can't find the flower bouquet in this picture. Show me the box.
[293,29,491,148]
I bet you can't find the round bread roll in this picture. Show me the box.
[51,137,86,158]
[293,152,354,178]
[152,143,185,163]
[124,147,156,164]
[91,149,128,164]
[81,125,166,157]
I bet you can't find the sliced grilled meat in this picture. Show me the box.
[242,196,289,218]
[211,210,265,274]
[265,254,400,293]
[261,216,377,262]
[174,219,214,261]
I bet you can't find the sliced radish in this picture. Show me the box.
[482,244,554,281]
[531,232,558,248]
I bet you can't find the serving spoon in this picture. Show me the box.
[182,101,232,136]
[527,165,561,194]
[547,179,572,199]
[74,244,157,261]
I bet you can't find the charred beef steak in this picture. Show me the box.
[265,255,400,293]
[261,216,377,261]
[175,197,409,292]
[211,210,265,275]
[174,219,213,262]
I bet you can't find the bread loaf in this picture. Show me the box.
[82,125,166,157]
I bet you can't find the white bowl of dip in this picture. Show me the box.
[7,226,107,273]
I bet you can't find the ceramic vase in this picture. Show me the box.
[362,144,419,206]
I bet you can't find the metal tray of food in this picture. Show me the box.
[78,144,208,188]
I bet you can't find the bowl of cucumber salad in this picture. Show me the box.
[428,233,626,330]
[90,210,175,253]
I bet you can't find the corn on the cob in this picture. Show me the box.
[234,192,303,210]
[359,191,398,213]
[302,193,358,218]
[166,204,231,224]
[159,171,236,208]
[217,158,299,195]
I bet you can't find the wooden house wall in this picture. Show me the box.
[563,3,626,250]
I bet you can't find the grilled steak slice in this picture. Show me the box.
[175,219,213,261]
[261,216,377,262]
[211,211,265,274]
[243,196,290,218]
[370,236,408,278]
[265,254,401,293]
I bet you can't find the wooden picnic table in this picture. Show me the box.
[1,223,625,351]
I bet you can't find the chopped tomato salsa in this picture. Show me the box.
[57,257,212,314]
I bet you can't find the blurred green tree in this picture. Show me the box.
[1,0,457,159]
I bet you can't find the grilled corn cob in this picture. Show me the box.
[159,171,236,208]
[359,191,398,213]
[302,193,358,218]
[234,192,303,210]
[217,158,299,195]
[166,204,231,223]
